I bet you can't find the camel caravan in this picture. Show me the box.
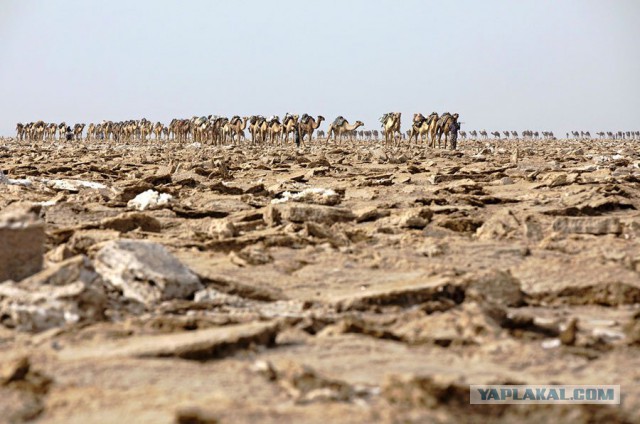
[14,115,640,147]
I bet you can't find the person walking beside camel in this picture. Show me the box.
[449,121,460,150]
[294,122,301,148]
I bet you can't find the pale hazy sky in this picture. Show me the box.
[1,0,638,136]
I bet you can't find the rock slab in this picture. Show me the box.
[0,209,45,283]
[94,240,202,306]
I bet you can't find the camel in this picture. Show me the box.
[249,116,268,143]
[192,117,210,143]
[408,113,425,143]
[299,114,324,143]
[227,116,249,143]
[372,130,379,140]
[380,112,401,145]
[434,113,459,149]
[267,117,283,143]
[153,122,164,140]
[32,121,46,141]
[491,131,500,139]
[100,121,112,141]
[326,117,364,143]
[281,113,299,143]
[409,113,435,144]
[44,123,57,141]
[479,130,488,140]
[139,119,153,142]
[169,119,191,143]
[86,123,96,141]
[211,117,227,144]
[469,130,478,139]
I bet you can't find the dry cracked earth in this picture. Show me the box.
[1,136,640,423]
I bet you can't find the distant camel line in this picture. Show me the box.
[13,115,640,146]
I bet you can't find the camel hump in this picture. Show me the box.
[283,113,295,125]
[230,116,241,125]
[332,116,346,127]
[301,113,310,124]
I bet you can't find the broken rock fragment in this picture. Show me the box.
[0,256,107,332]
[393,207,433,229]
[94,240,202,306]
[272,187,342,206]
[0,208,45,283]
[476,208,521,241]
[127,189,173,211]
[264,203,355,226]
[552,216,621,235]
[464,269,525,306]
[208,219,238,239]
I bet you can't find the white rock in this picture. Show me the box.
[592,328,625,342]
[44,179,107,191]
[194,288,247,306]
[0,256,107,332]
[94,240,202,306]
[127,189,173,211]
[208,219,238,239]
[272,187,341,206]
[541,338,561,349]
[0,172,32,186]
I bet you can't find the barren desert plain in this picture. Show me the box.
[1,135,640,423]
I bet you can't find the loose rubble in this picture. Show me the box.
[0,137,639,422]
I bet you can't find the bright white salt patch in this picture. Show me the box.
[127,189,173,211]
[541,339,561,349]
[271,187,339,205]
[0,172,32,186]
[44,179,107,191]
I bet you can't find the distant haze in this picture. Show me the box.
[1,0,638,137]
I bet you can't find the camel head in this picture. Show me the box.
[453,113,459,120]
[355,121,364,127]
[318,116,325,122]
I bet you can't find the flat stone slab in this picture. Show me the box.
[59,321,280,361]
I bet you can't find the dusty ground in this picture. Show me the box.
[0,136,639,423]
